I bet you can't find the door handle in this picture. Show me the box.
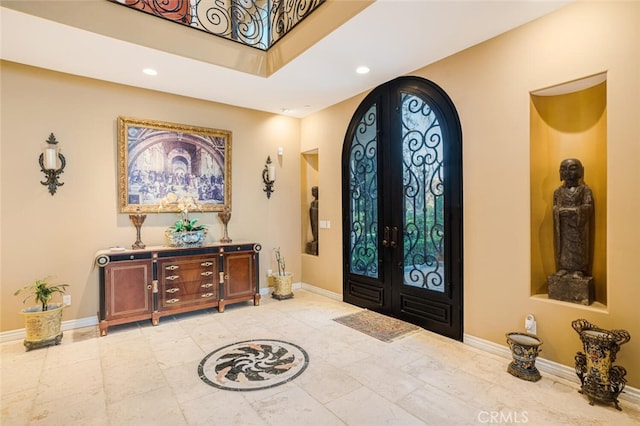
[390,226,398,248]
[382,226,390,247]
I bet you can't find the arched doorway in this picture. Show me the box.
[342,76,463,340]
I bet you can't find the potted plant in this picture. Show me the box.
[272,247,293,300]
[160,193,207,247]
[14,276,69,351]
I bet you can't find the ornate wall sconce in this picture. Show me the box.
[39,133,66,195]
[262,156,276,198]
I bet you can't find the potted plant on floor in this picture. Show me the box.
[272,247,293,300]
[14,276,69,351]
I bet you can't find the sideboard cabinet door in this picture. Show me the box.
[220,251,259,311]
[101,259,153,335]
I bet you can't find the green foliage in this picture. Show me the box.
[171,218,205,232]
[14,276,69,311]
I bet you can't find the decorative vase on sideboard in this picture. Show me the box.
[165,229,207,248]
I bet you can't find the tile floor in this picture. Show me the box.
[1,289,639,425]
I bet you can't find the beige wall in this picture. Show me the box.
[300,101,357,294]
[300,1,640,387]
[2,0,639,389]
[0,62,301,332]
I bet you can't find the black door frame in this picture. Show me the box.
[341,76,463,341]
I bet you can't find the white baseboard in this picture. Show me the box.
[1,315,99,343]
[463,334,640,406]
[259,281,303,296]
[300,282,342,301]
[260,281,341,301]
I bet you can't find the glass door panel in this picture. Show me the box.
[401,93,445,292]
[348,104,379,279]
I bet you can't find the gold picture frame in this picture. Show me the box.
[118,116,232,213]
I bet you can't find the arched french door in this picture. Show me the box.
[342,76,463,340]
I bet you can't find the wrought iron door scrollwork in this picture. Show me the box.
[401,93,444,291]
[348,104,379,279]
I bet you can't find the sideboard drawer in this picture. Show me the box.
[159,286,218,309]
[159,257,217,284]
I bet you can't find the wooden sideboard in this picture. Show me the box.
[95,243,261,336]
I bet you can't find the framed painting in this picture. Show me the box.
[118,116,232,213]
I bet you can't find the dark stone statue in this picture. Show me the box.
[306,186,319,255]
[548,158,594,305]
[553,158,593,276]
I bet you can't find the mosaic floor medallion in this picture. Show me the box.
[198,339,309,391]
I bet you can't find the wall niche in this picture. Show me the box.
[529,72,607,306]
[301,149,319,256]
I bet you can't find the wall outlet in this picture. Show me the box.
[63,295,71,306]
[525,314,537,335]
[267,269,273,277]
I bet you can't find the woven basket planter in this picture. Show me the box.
[272,273,293,300]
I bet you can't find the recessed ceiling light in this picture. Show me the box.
[281,108,291,113]
[143,68,158,76]
[356,66,370,75]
